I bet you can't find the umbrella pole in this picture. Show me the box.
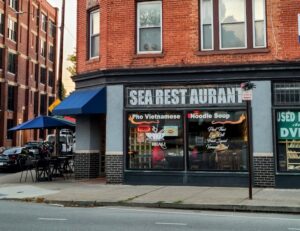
[55,128,60,157]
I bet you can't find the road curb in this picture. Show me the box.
[41,199,300,214]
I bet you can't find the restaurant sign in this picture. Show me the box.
[277,111,300,140]
[126,85,244,108]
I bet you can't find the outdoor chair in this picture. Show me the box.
[19,156,35,183]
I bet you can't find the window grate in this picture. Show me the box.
[273,82,300,106]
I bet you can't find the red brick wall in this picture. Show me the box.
[77,0,300,74]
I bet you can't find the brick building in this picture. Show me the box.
[0,0,59,147]
[54,0,300,188]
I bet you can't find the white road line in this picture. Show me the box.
[106,207,300,222]
[156,222,187,226]
[288,228,300,231]
[38,218,68,221]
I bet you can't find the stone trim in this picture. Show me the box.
[253,152,273,157]
[75,150,100,154]
[105,151,123,155]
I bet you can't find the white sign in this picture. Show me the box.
[127,86,243,107]
[242,90,253,101]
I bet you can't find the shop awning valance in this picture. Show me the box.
[53,87,106,115]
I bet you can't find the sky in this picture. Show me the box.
[47,0,77,95]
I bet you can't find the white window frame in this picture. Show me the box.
[9,0,17,10]
[252,0,266,48]
[200,0,214,51]
[137,1,162,54]
[8,18,17,42]
[89,9,100,59]
[218,0,247,50]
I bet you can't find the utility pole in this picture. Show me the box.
[58,0,65,100]
[56,0,66,156]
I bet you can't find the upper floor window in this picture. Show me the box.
[9,0,18,11]
[0,13,4,35]
[40,39,46,57]
[41,13,47,32]
[200,0,266,51]
[8,18,17,42]
[89,9,99,59]
[0,48,3,69]
[7,85,15,111]
[49,20,56,37]
[137,1,162,54]
[49,45,54,62]
[40,66,47,84]
[8,52,16,74]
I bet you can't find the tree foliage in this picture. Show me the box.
[66,51,77,76]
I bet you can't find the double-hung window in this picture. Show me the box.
[41,14,47,32]
[137,1,162,54]
[9,0,18,11]
[200,0,266,51]
[8,52,16,74]
[40,39,46,57]
[89,9,99,59]
[0,13,4,35]
[253,0,266,47]
[8,18,17,42]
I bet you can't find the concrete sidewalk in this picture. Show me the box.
[0,172,300,213]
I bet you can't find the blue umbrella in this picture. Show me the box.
[9,115,75,131]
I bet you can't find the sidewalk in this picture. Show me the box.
[0,172,300,213]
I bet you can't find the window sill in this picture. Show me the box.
[133,53,164,59]
[86,56,100,64]
[195,48,270,56]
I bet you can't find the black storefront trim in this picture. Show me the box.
[124,171,249,186]
[73,62,300,89]
[123,85,249,186]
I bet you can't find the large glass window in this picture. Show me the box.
[41,13,47,32]
[9,0,18,11]
[200,0,266,51]
[7,85,15,111]
[127,112,184,170]
[187,110,248,171]
[137,1,162,53]
[276,110,300,172]
[219,0,246,49]
[89,9,100,58]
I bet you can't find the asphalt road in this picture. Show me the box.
[0,201,299,231]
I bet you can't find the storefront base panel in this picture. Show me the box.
[106,154,123,184]
[275,175,300,188]
[124,172,249,187]
[74,153,100,179]
[253,156,275,187]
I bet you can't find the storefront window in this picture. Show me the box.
[187,110,248,171]
[276,110,300,172]
[127,112,184,170]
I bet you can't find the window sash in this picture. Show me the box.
[252,0,266,48]
[137,1,162,54]
[8,53,16,73]
[89,9,100,58]
[200,0,214,50]
[219,0,247,49]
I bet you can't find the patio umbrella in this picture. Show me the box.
[9,115,75,131]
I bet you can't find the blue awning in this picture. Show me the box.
[53,87,106,115]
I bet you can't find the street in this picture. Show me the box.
[0,201,299,231]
